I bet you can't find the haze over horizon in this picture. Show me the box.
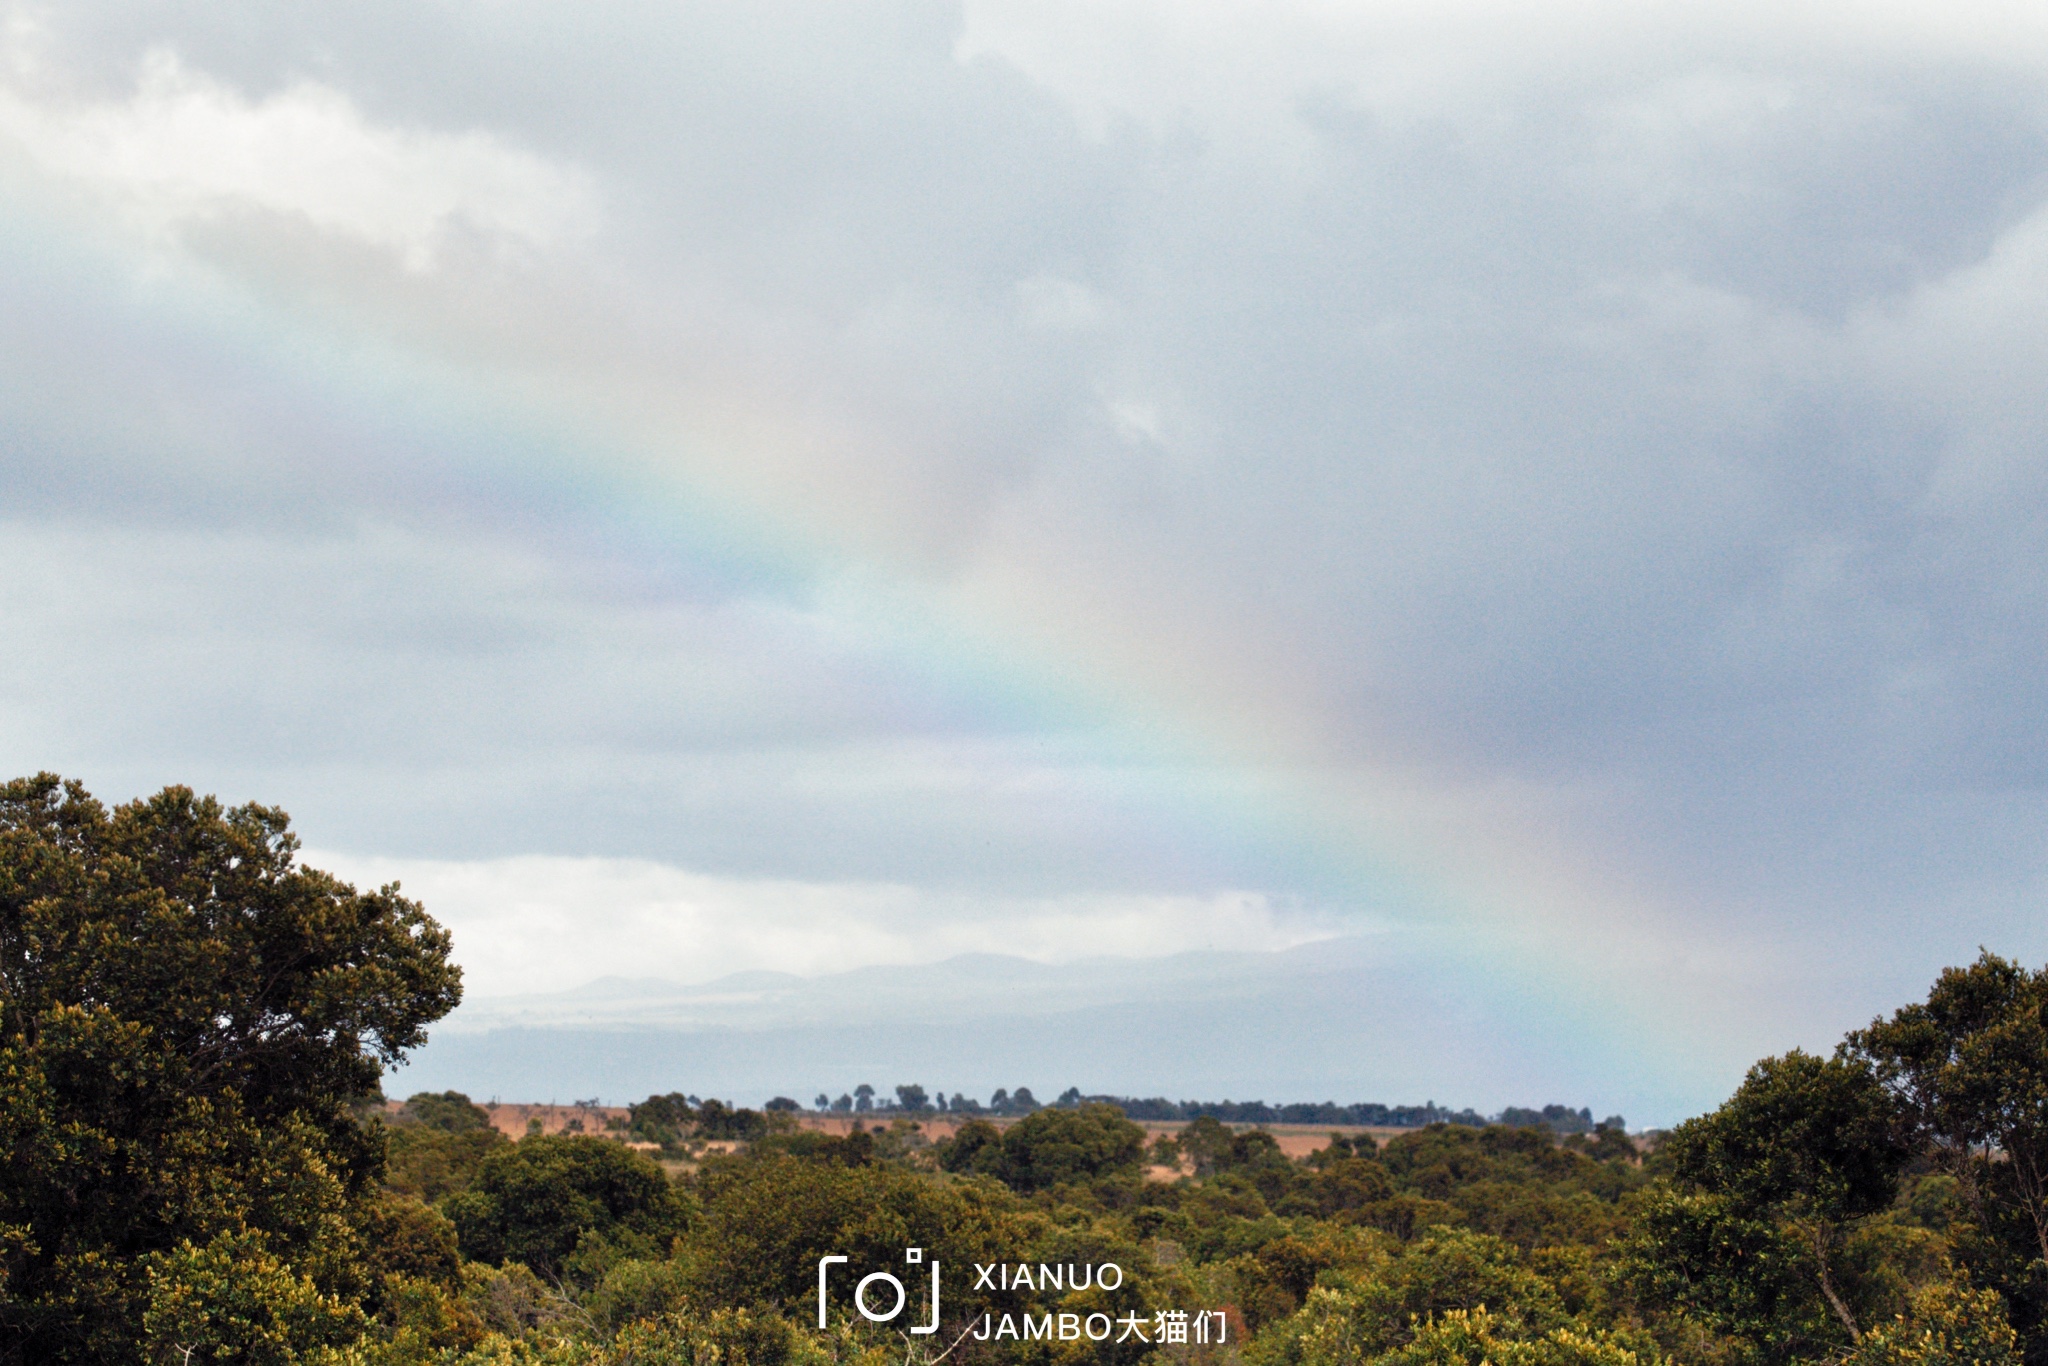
[6,0,2048,1124]
[386,937,1658,1124]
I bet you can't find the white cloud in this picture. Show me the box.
[303,848,1337,998]
[1850,198,2048,510]
[0,43,595,267]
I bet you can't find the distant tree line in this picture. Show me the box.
[809,1083,1046,1115]
[800,1083,1621,1133]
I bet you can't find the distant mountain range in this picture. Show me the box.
[394,935,1693,1125]
[435,938,1373,1034]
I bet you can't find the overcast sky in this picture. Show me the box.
[6,0,2048,1119]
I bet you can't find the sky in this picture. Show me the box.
[5,0,2048,1123]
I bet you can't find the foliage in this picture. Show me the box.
[758,1126,879,1167]
[1063,1094,1494,1127]
[936,1103,1147,1191]
[359,1193,464,1289]
[680,1151,1028,1317]
[1248,1227,1574,1366]
[140,1228,370,1365]
[1614,1186,1819,1361]
[400,1091,495,1134]
[1655,1050,1911,1346]
[698,1099,784,1142]
[442,1135,686,1280]
[625,1093,697,1152]
[0,774,460,1363]
[1664,1052,1908,1229]
[384,1123,511,1204]
[1849,1278,2021,1366]
[1373,1306,1651,1366]
[1847,951,2048,1353]
[624,1093,784,1153]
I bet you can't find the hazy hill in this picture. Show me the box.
[395,935,1682,1122]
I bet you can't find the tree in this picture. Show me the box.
[1846,952,2048,1356]
[626,1093,695,1153]
[1300,1150,1396,1220]
[982,1102,1147,1191]
[401,1091,494,1134]
[1179,1115,1239,1175]
[384,1120,509,1204]
[1369,1306,1650,1366]
[1850,1278,2021,1366]
[895,1084,930,1112]
[1616,1186,1813,1360]
[1566,1125,1638,1164]
[694,1099,771,1141]
[936,1118,1005,1176]
[683,1154,1025,1321]
[1659,1050,1910,1345]
[0,774,461,1363]
[441,1135,685,1281]
[1253,1228,1568,1364]
[854,1084,875,1113]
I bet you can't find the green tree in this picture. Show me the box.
[0,775,460,1363]
[627,1092,696,1154]
[1563,1126,1639,1165]
[1178,1115,1239,1176]
[443,1134,686,1281]
[1298,1152,1395,1219]
[138,1228,369,1366]
[1657,1050,1911,1346]
[575,1306,887,1366]
[1615,1186,1815,1361]
[681,1153,1025,1322]
[402,1091,495,1134]
[985,1103,1148,1191]
[936,1118,1004,1176]
[1250,1227,1567,1366]
[1847,951,2048,1355]
[384,1123,510,1204]
[1850,1278,2021,1366]
[695,1099,776,1141]
[1372,1306,1653,1366]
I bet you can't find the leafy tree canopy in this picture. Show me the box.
[682,1152,1030,1320]
[937,1102,1147,1192]
[1847,951,2048,1352]
[442,1135,686,1280]
[400,1091,494,1135]
[1641,1051,1913,1354]
[0,773,461,1363]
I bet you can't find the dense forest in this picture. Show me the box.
[3,775,2044,1365]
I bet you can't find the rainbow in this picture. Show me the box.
[0,155,1743,1122]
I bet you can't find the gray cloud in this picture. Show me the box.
[5,0,2048,1111]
